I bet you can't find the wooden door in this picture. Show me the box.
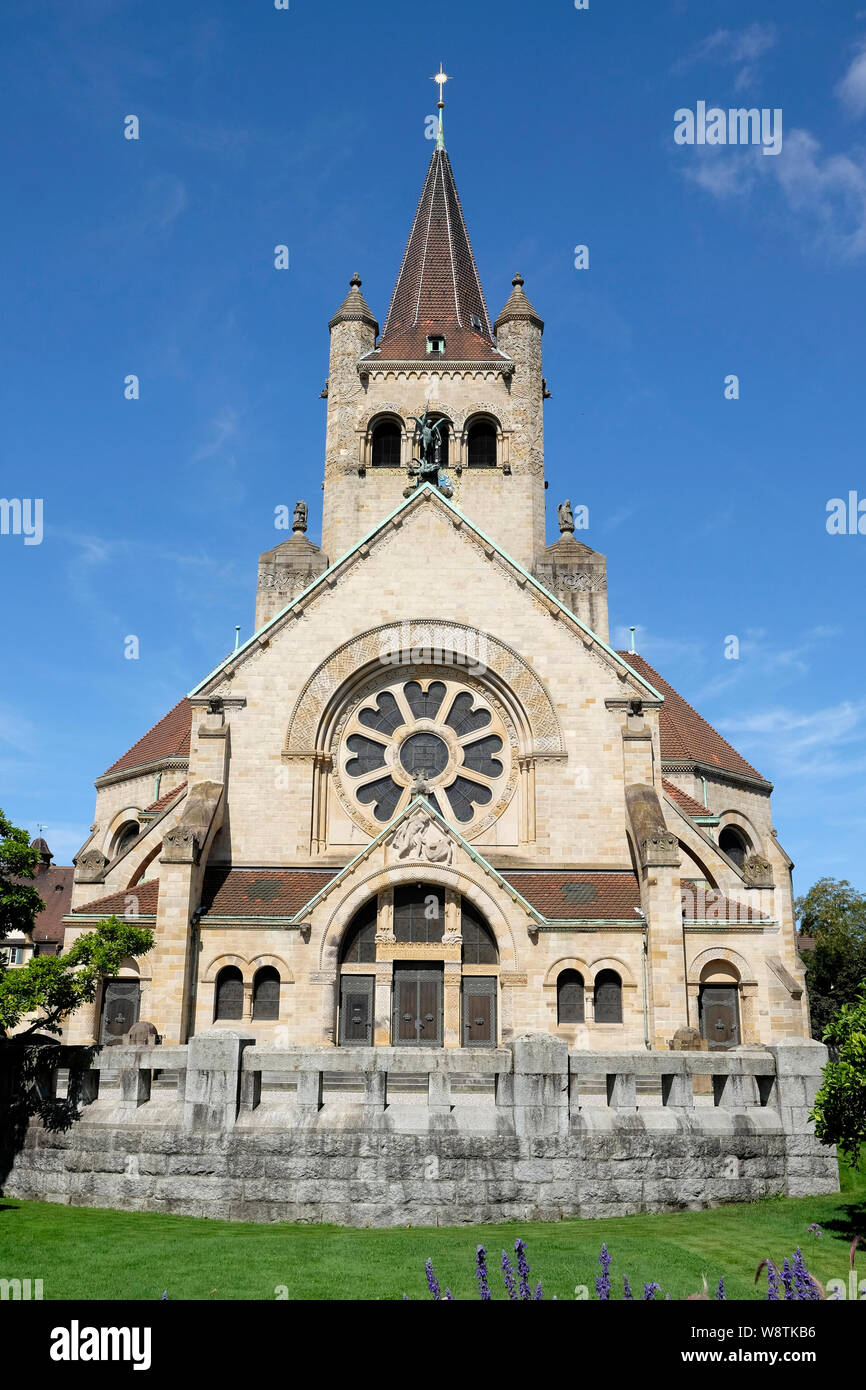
[339,975,374,1045]
[700,985,740,1050]
[462,977,497,1047]
[100,979,141,1044]
[392,965,443,1045]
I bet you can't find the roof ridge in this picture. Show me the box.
[621,653,765,782]
[188,485,663,700]
[102,697,191,777]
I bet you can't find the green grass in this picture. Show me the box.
[1,1159,864,1300]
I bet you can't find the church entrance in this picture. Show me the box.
[99,978,141,1044]
[336,885,500,1047]
[699,984,740,1050]
[392,963,443,1045]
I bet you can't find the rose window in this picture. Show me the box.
[336,676,514,834]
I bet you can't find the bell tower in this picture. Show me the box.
[320,85,548,572]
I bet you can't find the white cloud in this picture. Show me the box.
[681,126,866,260]
[836,40,866,116]
[715,701,866,778]
[675,22,778,90]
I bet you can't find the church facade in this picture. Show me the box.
[63,116,809,1058]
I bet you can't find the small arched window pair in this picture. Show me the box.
[214,965,280,1021]
[556,968,623,1024]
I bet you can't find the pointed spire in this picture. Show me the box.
[328,272,379,334]
[494,272,544,333]
[370,142,506,363]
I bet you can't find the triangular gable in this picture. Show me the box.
[284,794,545,927]
[188,485,663,702]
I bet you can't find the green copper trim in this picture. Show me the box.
[284,794,545,926]
[187,484,663,702]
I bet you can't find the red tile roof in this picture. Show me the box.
[621,654,766,783]
[199,867,339,919]
[661,778,713,819]
[369,147,507,365]
[502,871,642,921]
[143,780,187,814]
[70,880,160,917]
[102,698,191,777]
[680,880,767,924]
[29,864,74,943]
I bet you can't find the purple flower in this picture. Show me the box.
[807,1223,823,1238]
[766,1260,780,1301]
[781,1258,795,1301]
[515,1239,532,1301]
[623,1275,633,1301]
[425,1258,441,1301]
[715,1277,726,1301]
[596,1243,612,1301]
[444,1287,454,1301]
[792,1247,816,1301]
[643,1282,661,1301]
[501,1250,518,1301]
[160,1291,168,1301]
[475,1245,492,1301]
[534,1281,544,1301]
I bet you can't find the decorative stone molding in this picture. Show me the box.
[641,828,680,867]
[391,810,455,865]
[743,853,774,888]
[284,620,564,759]
[625,784,681,869]
[74,849,109,884]
[161,824,202,865]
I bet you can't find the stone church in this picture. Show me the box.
[63,105,809,1059]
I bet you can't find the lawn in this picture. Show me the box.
[1,1159,863,1300]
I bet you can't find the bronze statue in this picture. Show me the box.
[404,409,453,498]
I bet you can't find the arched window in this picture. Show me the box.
[252,966,280,1021]
[594,969,623,1024]
[461,901,498,964]
[426,415,449,469]
[467,419,497,468]
[719,825,750,871]
[394,885,445,943]
[113,822,140,857]
[340,900,377,964]
[214,966,243,1021]
[371,419,401,468]
[557,969,585,1024]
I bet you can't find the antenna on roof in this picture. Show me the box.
[432,63,449,150]
[234,625,241,652]
[629,626,636,654]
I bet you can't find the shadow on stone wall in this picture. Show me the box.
[0,1042,97,1190]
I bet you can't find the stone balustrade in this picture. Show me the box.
[0,1033,838,1224]
[2,1032,822,1137]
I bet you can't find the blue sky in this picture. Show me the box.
[1,0,864,897]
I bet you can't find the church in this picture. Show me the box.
[62,93,809,1060]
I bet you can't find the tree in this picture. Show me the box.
[0,915,153,1040]
[0,808,44,950]
[811,986,866,1166]
[795,877,866,1039]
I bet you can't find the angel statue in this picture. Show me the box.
[404,408,453,499]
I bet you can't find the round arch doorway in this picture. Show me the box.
[337,884,500,1047]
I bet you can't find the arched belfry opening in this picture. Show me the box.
[336,885,499,1047]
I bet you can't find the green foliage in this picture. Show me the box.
[811,985,866,1166]
[0,1158,863,1300]
[0,808,44,945]
[795,877,866,1038]
[0,916,153,1039]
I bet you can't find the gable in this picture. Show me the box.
[189,486,660,707]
